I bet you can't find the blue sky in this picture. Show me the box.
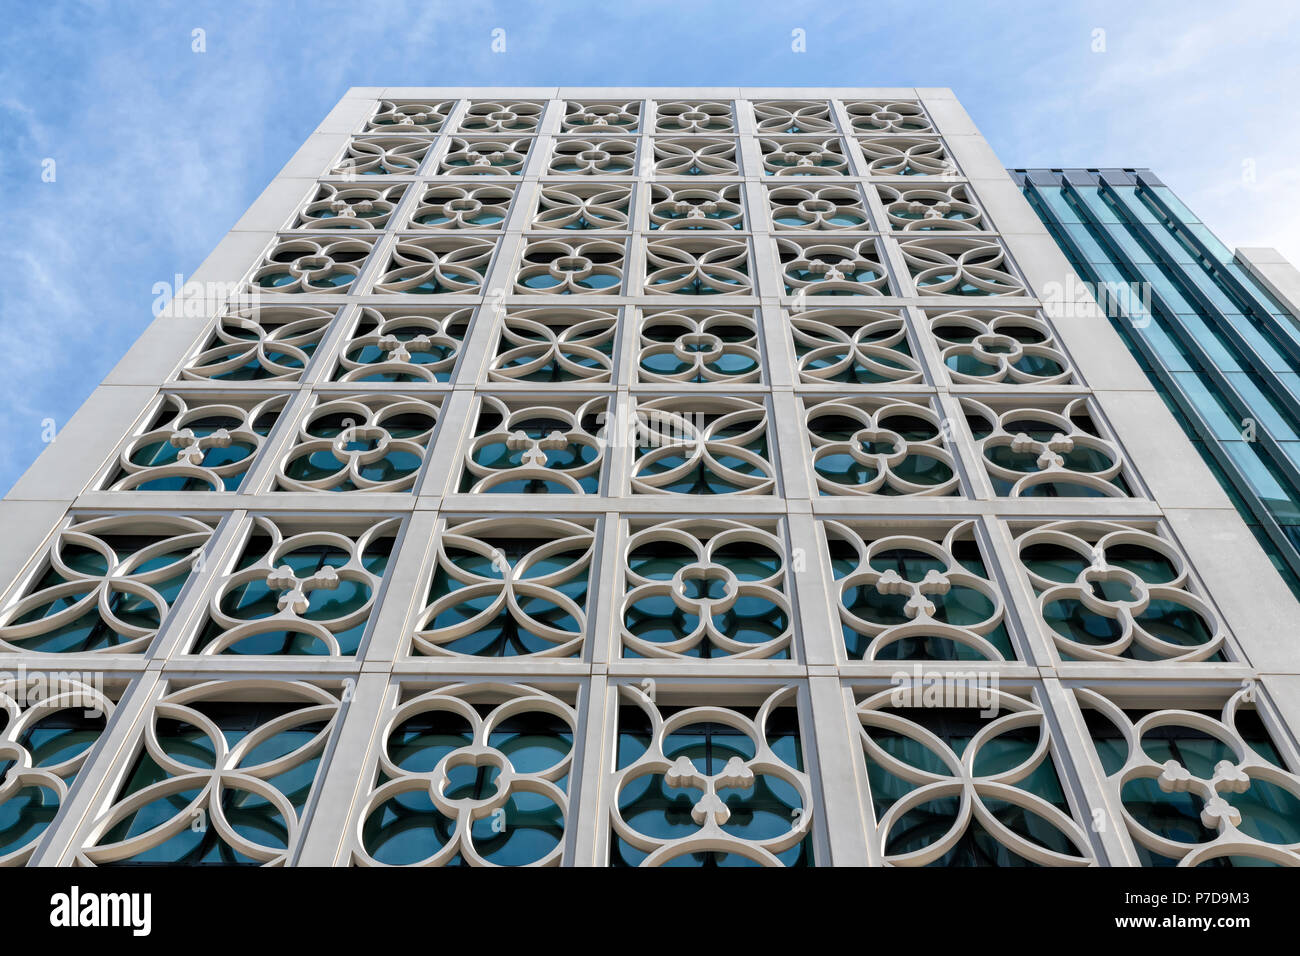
[2,0,1297,494]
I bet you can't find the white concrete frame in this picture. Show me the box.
[2,88,1299,868]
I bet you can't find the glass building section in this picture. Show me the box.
[1012,167,1300,597]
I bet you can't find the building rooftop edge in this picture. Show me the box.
[1008,167,1165,188]
[341,85,957,98]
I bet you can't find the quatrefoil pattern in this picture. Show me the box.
[655,101,734,133]
[963,396,1127,497]
[277,394,440,493]
[621,519,793,659]
[636,308,761,383]
[768,184,871,230]
[533,183,631,231]
[646,237,752,295]
[649,183,744,230]
[804,394,959,496]
[356,683,576,866]
[1016,520,1227,662]
[458,101,543,134]
[0,515,211,654]
[439,137,531,176]
[517,237,625,294]
[376,236,495,293]
[252,236,374,293]
[294,182,406,230]
[929,309,1077,385]
[652,137,738,176]
[843,100,934,134]
[548,137,638,176]
[368,100,454,133]
[878,183,985,232]
[760,137,850,176]
[753,100,835,134]
[335,306,469,382]
[563,100,640,132]
[857,136,955,176]
[901,237,1026,296]
[407,183,514,229]
[333,136,431,176]
[412,518,593,658]
[779,237,891,296]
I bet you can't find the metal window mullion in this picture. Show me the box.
[149,508,253,661]
[757,301,796,388]
[803,676,868,864]
[978,515,1058,668]
[1137,174,1300,362]
[570,673,613,865]
[345,229,399,296]
[416,389,478,496]
[786,513,839,667]
[824,680,884,865]
[587,512,623,667]
[294,672,394,865]
[604,392,633,499]
[299,302,363,386]
[875,231,916,299]
[1093,181,1300,429]
[1038,678,1141,866]
[380,173,435,235]
[238,389,317,494]
[422,98,471,172]
[454,232,523,379]
[500,177,541,234]
[362,510,439,664]
[1257,675,1300,773]
[902,304,949,388]
[1039,180,1300,496]
[770,389,811,500]
[935,391,994,500]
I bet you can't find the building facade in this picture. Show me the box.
[1,89,1299,867]
[1013,166,1300,601]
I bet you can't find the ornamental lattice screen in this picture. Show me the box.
[1,89,1299,868]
